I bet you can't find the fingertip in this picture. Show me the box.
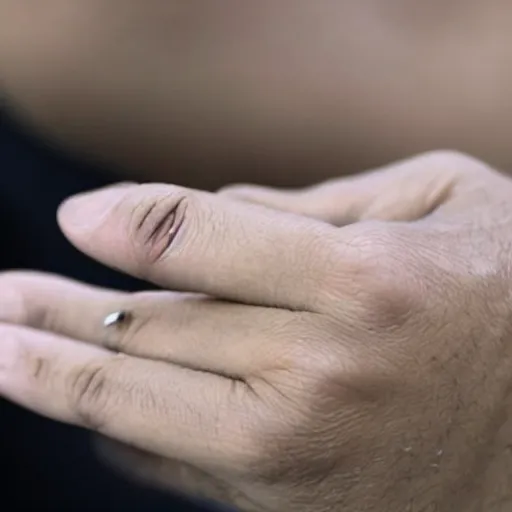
[57,182,136,235]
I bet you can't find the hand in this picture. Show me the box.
[2,2,511,186]
[1,152,512,511]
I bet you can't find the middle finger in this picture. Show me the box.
[0,272,308,378]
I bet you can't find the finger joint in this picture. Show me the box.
[128,190,189,269]
[68,358,116,431]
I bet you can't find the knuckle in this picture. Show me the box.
[347,221,396,256]
[124,186,193,269]
[67,358,118,430]
[25,354,53,385]
[272,338,313,373]
[275,330,336,377]
[416,150,495,180]
[17,341,54,387]
[357,273,418,332]
[347,221,409,265]
[418,150,474,168]
[341,224,420,330]
[339,221,406,274]
[258,315,341,379]
[306,233,358,307]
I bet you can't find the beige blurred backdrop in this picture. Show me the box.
[1,1,511,189]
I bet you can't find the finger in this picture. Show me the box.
[0,272,304,378]
[220,151,487,225]
[0,324,258,471]
[57,183,345,312]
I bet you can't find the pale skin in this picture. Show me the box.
[1,1,512,187]
[1,3,512,510]
[0,152,512,511]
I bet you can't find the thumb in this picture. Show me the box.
[220,152,482,225]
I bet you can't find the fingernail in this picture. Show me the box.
[59,183,135,230]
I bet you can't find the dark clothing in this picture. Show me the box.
[0,111,219,511]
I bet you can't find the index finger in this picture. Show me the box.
[57,184,347,312]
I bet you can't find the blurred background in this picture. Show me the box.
[0,111,222,511]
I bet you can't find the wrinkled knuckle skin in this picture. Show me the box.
[366,291,417,342]
[22,348,54,389]
[358,270,417,332]
[126,189,190,269]
[275,332,340,380]
[343,221,401,272]
[343,225,419,331]
[67,359,113,431]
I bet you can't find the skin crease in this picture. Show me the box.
[0,152,511,510]
[1,1,512,188]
